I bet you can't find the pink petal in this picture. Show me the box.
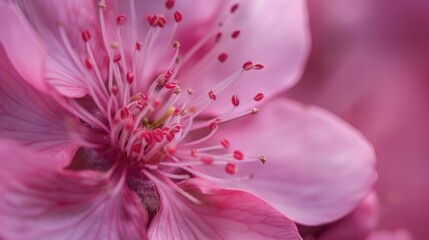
[181,0,310,115]
[13,0,102,98]
[148,178,301,240]
[199,98,376,225]
[0,46,86,157]
[0,1,47,93]
[0,140,148,240]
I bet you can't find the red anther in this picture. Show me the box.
[120,108,130,119]
[253,93,264,101]
[124,116,135,130]
[230,3,239,13]
[165,0,174,9]
[116,14,126,25]
[113,53,122,63]
[136,40,142,51]
[81,30,91,42]
[141,92,149,101]
[174,11,183,23]
[111,86,118,96]
[173,41,180,49]
[221,139,230,148]
[191,149,197,157]
[200,157,214,165]
[218,53,228,63]
[233,150,244,160]
[141,131,153,144]
[152,129,164,142]
[157,15,167,28]
[165,82,177,89]
[242,61,254,71]
[209,118,221,130]
[166,131,175,142]
[215,32,222,43]
[166,144,177,154]
[225,163,236,174]
[149,15,158,27]
[164,70,173,79]
[171,123,182,133]
[231,30,241,39]
[208,90,217,101]
[231,95,240,107]
[126,71,135,84]
[132,143,142,153]
[162,126,171,132]
[84,57,93,70]
[253,63,264,70]
[173,107,181,116]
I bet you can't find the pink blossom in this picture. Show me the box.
[0,0,376,239]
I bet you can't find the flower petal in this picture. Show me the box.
[366,229,414,240]
[0,1,47,93]
[148,177,301,240]
[13,0,102,98]
[199,98,376,225]
[0,140,148,240]
[0,46,86,157]
[182,0,310,115]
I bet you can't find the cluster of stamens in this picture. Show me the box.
[60,0,267,182]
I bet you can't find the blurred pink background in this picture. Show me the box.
[287,0,429,239]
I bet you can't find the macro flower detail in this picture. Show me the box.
[0,0,376,239]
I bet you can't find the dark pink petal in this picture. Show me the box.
[0,1,47,93]
[148,177,301,240]
[0,140,148,240]
[200,98,376,225]
[0,46,86,157]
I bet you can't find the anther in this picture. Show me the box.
[215,32,222,43]
[136,40,142,51]
[111,86,118,96]
[126,71,135,84]
[132,144,142,153]
[141,92,149,101]
[230,3,239,13]
[254,64,264,70]
[81,30,91,42]
[233,150,244,160]
[221,139,230,148]
[231,95,240,107]
[116,14,126,25]
[84,57,93,70]
[225,163,236,174]
[165,70,173,80]
[200,157,214,165]
[187,87,194,95]
[242,61,254,71]
[113,53,122,63]
[174,11,183,23]
[158,15,167,28]
[98,0,106,9]
[208,90,217,101]
[251,107,259,114]
[253,93,264,101]
[152,129,164,142]
[173,41,181,49]
[259,155,267,164]
[165,82,177,89]
[218,53,228,63]
[231,30,241,39]
[165,0,174,9]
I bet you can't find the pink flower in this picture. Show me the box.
[0,0,376,239]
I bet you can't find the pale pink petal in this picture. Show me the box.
[148,178,301,240]
[13,0,102,97]
[0,1,47,93]
[318,191,379,240]
[0,140,148,240]
[198,98,376,225]
[366,229,414,240]
[181,0,310,114]
[0,46,87,157]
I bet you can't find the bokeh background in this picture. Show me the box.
[287,0,429,239]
